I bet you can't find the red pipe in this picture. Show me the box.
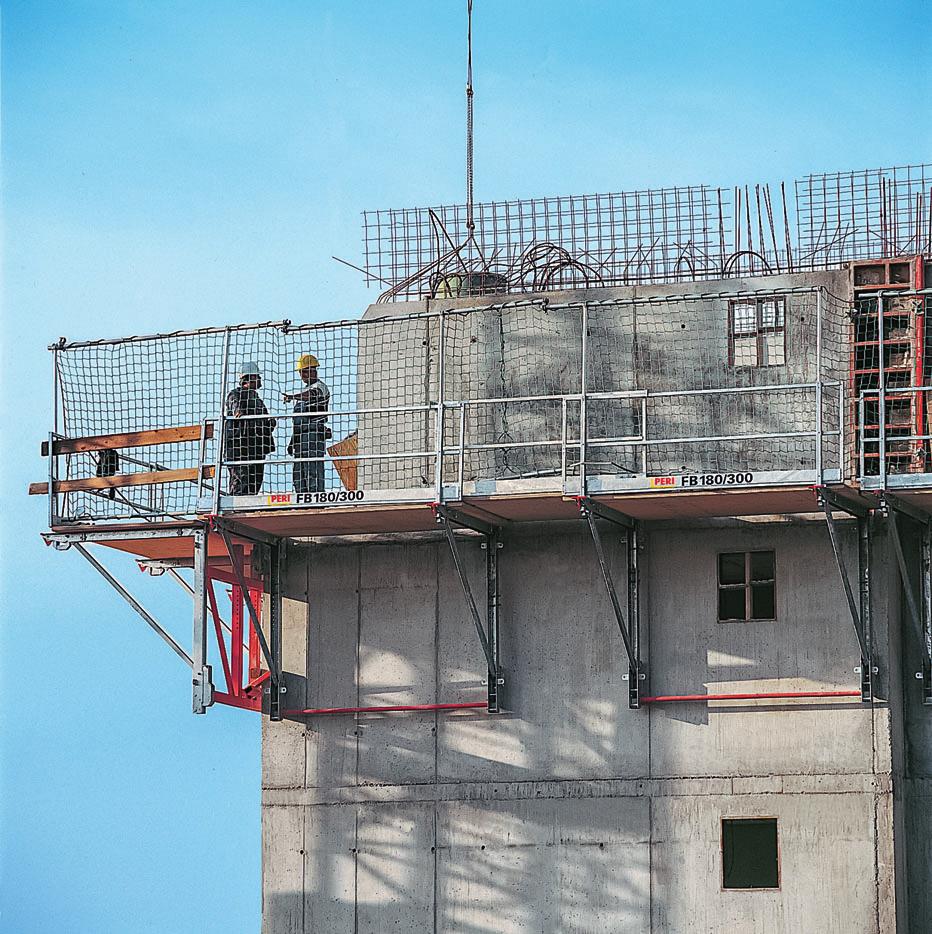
[642,690,861,703]
[284,701,488,717]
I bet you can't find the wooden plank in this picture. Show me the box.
[29,465,215,495]
[41,423,213,456]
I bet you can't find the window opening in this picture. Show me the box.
[722,818,780,890]
[728,297,786,367]
[718,550,775,621]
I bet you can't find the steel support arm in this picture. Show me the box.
[578,498,644,708]
[881,495,932,705]
[74,544,194,668]
[435,505,503,712]
[816,488,873,701]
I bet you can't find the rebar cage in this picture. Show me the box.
[44,285,853,525]
[363,164,932,302]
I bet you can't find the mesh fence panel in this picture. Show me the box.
[854,294,932,477]
[57,330,227,520]
[50,287,852,522]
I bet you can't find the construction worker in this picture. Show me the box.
[284,353,330,493]
[225,362,276,495]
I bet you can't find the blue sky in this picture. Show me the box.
[1,2,928,931]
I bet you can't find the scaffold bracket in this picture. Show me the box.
[816,487,873,702]
[73,543,194,669]
[578,497,645,708]
[880,494,932,706]
[435,504,503,712]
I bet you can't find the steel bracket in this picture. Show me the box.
[816,487,873,702]
[578,497,645,708]
[435,504,504,712]
[880,494,932,706]
[213,520,284,720]
[74,543,195,670]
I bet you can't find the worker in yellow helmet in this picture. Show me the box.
[283,353,331,493]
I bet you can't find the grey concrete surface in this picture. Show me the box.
[261,515,914,933]
[259,270,930,932]
[355,269,851,488]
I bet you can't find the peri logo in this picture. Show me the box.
[267,493,293,504]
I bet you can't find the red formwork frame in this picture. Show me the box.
[207,544,269,713]
[206,534,490,718]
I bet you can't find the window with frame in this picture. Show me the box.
[718,550,776,621]
[728,296,786,367]
[721,818,780,890]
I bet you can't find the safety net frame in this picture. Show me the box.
[44,285,851,525]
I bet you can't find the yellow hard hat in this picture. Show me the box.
[296,353,319,370]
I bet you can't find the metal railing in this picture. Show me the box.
[198,381,845,514]
[44,285,852,524]
[859,386,932,488]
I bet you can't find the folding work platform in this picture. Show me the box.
[43,476,932,718]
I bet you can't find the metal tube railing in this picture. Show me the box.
[857,386,932,481]
[50,283,856,521]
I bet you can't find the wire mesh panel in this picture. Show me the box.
[797,165,932,267]
[584,290,849,478]
[364,164,930,302]
[56,330,229,521]
[48,283,853,524]
[856,293,932,480]
[443,302,583,482]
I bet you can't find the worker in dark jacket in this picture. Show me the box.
[225,362,276,495]
[284,353,330,493]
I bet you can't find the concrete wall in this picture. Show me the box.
[354,270,851,490]
[261,517,905,933]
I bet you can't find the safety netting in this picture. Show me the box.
[50,285,851,522]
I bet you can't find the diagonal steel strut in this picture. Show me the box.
[819,496,870,662]
[438,515,496,673]
[580,501,638,672]
[887,507,931,666]
[75,544,193,667]
[216,526,280,683]
[882,495,932,704]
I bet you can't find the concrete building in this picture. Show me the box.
[32,166,932,932]
[256,270,929,934]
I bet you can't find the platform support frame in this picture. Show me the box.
[816,487,875,702]
[212,520,285,720]
[577,497,645,708]
[880,493,932,705]
[434,504,504,712]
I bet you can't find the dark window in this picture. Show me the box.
[718,551,776,621]
[722,818,780,889]
[728,297,786,367]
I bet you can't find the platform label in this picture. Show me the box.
[264,490,366,506]
[680,472,755,488]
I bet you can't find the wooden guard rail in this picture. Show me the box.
[30,424,214,496]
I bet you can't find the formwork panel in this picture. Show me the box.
[436,797,650,934]
[356,544,439,786]
[355,802,435,934]
[646,524,874,778]
[261,805,304,934]
[263,556,311,789]
[302,804,356,933]
[305,545,361,790]
[651,793,879,934]
[437,528,648,782]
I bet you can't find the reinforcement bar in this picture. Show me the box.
[283,701,488,716]
[642,691,861,703]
